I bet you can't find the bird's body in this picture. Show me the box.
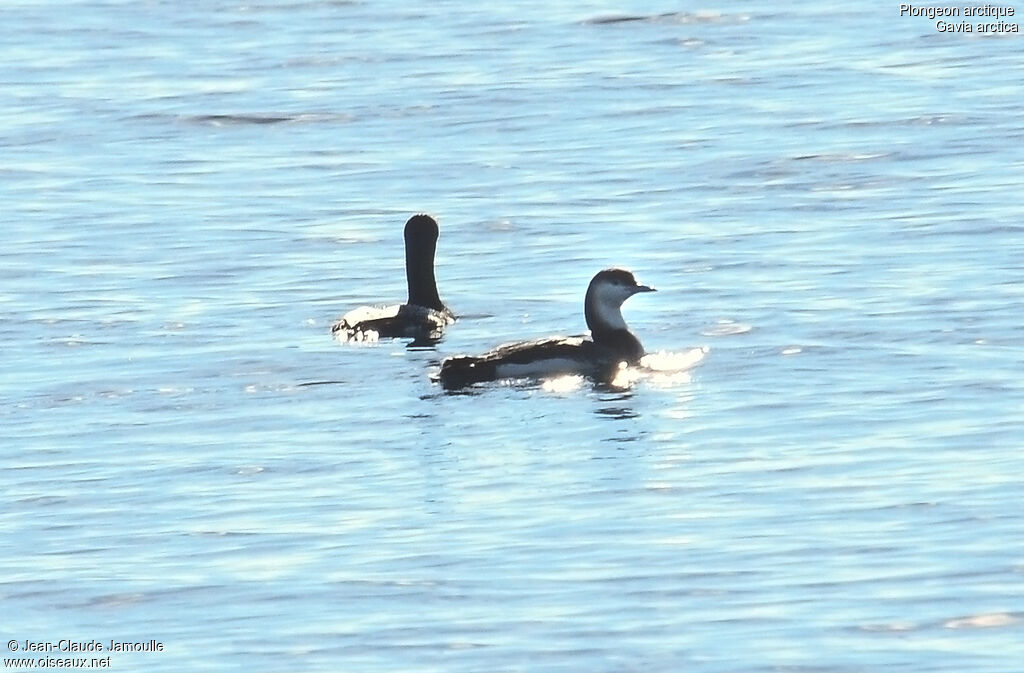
[333,302,455,342]
[332,214,454,342]
[438,268,655,389]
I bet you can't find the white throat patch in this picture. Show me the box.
[588,282,631,330]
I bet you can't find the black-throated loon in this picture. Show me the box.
[332,214,455,341]
[438,268,655,389]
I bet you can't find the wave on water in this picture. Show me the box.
[608,346,709,388]
[129,112,355,126]
[641,347,709,372]
[700,320,753,337]
[584,11,750,26]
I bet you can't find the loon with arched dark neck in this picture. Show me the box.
[332,214,455,342]
[437,268,655,389]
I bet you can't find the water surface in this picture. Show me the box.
[3,2,1023,671]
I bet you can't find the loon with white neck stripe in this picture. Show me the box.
[438,268,655,389]
[332,214,455,342]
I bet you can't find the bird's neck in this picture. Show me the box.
[585,297,627,333]
[405,244,443,310]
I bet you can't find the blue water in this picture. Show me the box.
[3,1,1023,671]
